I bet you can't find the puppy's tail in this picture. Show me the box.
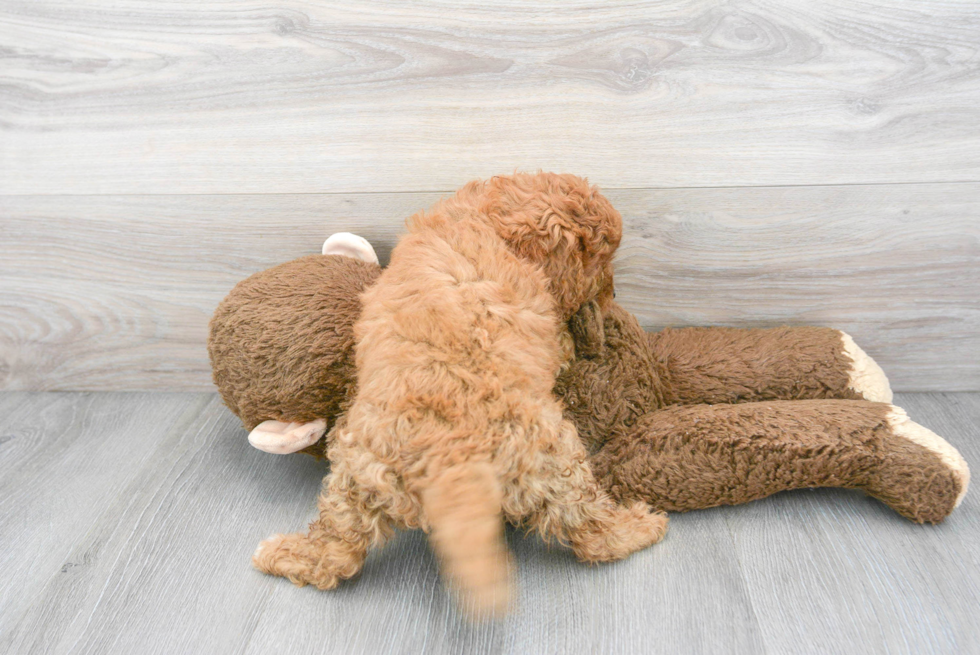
[422,462,513,618]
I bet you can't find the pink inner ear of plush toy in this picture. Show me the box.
[322,232,379,264]
[248,419,327,454]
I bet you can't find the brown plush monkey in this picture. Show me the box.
[210,237,969,525]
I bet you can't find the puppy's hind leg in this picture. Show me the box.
[253,459,393,589]
[525,419,668,563]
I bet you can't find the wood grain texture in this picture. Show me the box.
[0,191,434,391]
[0,391,976,654]
[2,183,978,392]
[0,392,206,641]
[0,393,326,654]
[2,0,979,194]
[613,183,980,392]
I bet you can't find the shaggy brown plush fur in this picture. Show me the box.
[250,174,667,617]
[557,301,863,450]
[562,300,968,522]
[590,399,962,524]
[649,325,862,405]
[209,254,381,441]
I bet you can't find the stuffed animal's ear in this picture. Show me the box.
[568,300,605,359]
[322,232,379,264]
[248,419,327,454]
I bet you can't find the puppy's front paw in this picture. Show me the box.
[253,533,336,589]
[840,332,893,403]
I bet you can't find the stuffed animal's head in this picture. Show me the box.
[208,233,381,457]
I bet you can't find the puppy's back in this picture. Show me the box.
[354,215,563,405]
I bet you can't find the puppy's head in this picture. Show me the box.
[477,173,622,320]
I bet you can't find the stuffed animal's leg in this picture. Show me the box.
[591,400,969,524]
[253,460,393,589]
[647,326,892,404]
[519,419,668,562]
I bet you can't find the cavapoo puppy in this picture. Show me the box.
[253,173,668,616]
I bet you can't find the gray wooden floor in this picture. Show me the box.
[0,391,976,655]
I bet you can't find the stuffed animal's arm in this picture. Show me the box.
[647,326,892,405]
[248,419,328,455]
[590,399,969,523]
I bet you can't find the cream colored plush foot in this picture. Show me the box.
[840,332,893,403]
[248,419,327,454]
[322,232,379,264]
[886,406,970,508]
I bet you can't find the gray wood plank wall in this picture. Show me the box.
[3,0,980,193]
[2,1,979,391]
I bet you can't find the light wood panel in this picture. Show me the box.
[2,183,977,392]
[2,0,979,194]
[0,393,329,654]
[0,392,207,640]
[614,183,980,391]
[0,191,436,391]
[1,391,977,653]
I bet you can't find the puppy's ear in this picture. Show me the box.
[568,300,605,359]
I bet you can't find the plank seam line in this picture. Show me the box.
[2,179,980,199]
